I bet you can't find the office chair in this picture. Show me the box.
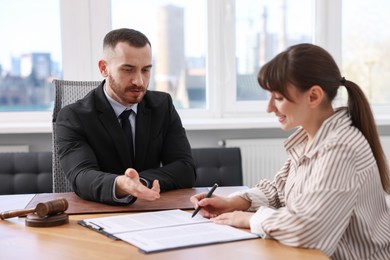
[52,79,101,193]
[192,147,243,187]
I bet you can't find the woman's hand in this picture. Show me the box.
[190,193,232,218]
[190,193,251,218]
[212,211,254,229]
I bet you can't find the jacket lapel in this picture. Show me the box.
[94,82,132,168]
[135,100,151,170]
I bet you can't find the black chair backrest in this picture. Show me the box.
[192,147,243,187]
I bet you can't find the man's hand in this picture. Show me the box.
[115,168,160,200]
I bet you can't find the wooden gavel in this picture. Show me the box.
[0,198,68,220]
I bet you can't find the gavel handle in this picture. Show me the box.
[0,208,36,220]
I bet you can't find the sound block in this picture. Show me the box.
[25,213,69,227]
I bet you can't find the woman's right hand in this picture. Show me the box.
[190,193,252,218]
[190,193,232,218]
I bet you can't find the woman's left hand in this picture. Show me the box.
[211,211,254,228]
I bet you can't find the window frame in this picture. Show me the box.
[0,0,389,134]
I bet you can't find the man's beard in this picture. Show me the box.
[108,73,120,91]
[107,74,145,104]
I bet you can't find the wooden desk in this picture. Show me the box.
[0,193,329,260]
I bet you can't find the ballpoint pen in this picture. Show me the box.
[191,183,218,218]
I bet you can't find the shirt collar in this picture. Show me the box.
[284,107,351,160]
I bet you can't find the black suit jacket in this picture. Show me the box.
[56,81,196,205]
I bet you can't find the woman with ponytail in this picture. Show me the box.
[191,44,390,259]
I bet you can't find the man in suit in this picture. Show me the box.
[56,28,196,205]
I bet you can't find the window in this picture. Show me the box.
[0,0,62,112]
[342,0,390,115]
[111,0,313,117]
[229,0,313,115]
[1,0,389,133]
[111,0,207,110]
[235,0,313,102]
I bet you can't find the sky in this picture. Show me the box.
[0,0,62,71]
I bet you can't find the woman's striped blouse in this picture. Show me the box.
[238,108,390,259]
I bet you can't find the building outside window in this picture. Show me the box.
[112,0,207,109]
[235,0,312,103]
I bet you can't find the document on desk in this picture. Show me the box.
[79,209,258,253]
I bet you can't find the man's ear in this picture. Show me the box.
[98,60,108,77]
[308,85,324,108]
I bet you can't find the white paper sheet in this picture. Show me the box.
[116,222,258,253]
[82,209,209,234]
[80,209,258,253]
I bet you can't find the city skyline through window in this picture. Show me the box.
[0,0,61,112]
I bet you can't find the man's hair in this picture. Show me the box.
[103,28,151,50]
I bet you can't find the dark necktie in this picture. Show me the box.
[119,109,135,164]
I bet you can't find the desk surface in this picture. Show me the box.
[0,193,329,260]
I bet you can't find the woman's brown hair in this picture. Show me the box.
[258,43,390,193]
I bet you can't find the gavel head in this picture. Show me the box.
[35,199,69,218]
